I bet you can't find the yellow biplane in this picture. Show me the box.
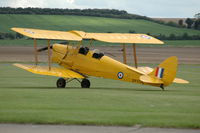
[11,28,189,90]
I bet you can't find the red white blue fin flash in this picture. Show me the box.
[155,67,164,79]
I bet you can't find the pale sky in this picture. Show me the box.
[0,0,199,18]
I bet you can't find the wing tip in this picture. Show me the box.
[173,78,189,84]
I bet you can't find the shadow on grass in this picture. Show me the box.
[2,86,170,92]
[90,87,167,92]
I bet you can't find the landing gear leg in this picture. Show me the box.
[56,78,66,88]
[160,84,164,91]
[81,79,90,88]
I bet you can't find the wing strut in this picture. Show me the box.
[89,39,93,46]
[34,39,38,65]
[132,43,138,68]
[122,44,127,64]
[47,40,51,71]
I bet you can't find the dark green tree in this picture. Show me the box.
[178,19,183,27]
[194,19,200,30]
[194,13,200,30]
[185,18,194,28]
[16,33,24,39]
[129,30,136,33]
[168,33,176,40]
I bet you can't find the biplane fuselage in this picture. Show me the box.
[52,44,148,86]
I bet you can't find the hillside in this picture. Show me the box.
[0,14,200,36]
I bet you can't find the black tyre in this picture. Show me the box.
[81,79,90,88]
[56,78,66,88]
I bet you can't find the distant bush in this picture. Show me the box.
[129,30,136,33]
[153,32,200,40]
[0,32,24,39]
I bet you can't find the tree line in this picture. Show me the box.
[130,30,200,40]
[0,7,148,20]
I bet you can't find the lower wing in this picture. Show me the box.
[13,63,85,79]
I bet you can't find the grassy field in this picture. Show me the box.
[0,39,199,47]
[0,14,200,36]
[0,14,199,47]
[0,63,199,128]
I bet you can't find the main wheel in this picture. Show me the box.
[81,79,90,88]
[56,78,66,88]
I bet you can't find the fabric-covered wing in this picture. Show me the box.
[11,28,82,41]
[70,31,164,44]
[13,63,84,78]
[85,33,164,44]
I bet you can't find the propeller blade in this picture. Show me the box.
[37,46,52,52]
[59,41,69,44]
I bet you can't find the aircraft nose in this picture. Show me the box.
[52,44,68,63]
[52,44,68,54]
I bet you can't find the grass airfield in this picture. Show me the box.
[0,63,199,128]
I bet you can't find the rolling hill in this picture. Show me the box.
[0,14,200,36]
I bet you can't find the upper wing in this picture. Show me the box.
[13,63,85,78]
[70,30,164,44]
[11,28,82,41]
[12,28,163,44]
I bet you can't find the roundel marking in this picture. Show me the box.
[140,35,151,39]
[117,72,124,79]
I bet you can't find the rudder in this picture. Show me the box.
[149,56,178,87]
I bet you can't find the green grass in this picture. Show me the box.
[0,14,199,47]
[1,14,200,36]
[0,63,199,128]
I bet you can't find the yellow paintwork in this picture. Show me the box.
[173,78,189,84]
[11,28,82,41]
[148,56,178,86]
[50,44,188,87]
[11,28,163,44]
[11,27,189,89]
[140,75,164,84]
[13,43,189,88]
[72,31,164,44]
[13,63,84,79]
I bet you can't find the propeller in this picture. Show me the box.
[37,41,69,52]
[37,45,53,52]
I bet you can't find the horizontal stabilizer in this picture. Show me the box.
[13,63,84,79]
[140,75,164,84]
[173,78,189,84]
[137,67,153,74]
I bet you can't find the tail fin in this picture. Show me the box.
[149,56,178,87]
